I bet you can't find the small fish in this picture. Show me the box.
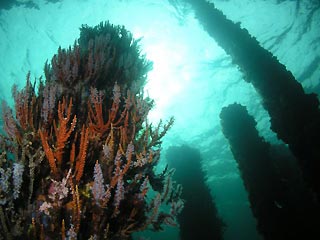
[274,200,283,209]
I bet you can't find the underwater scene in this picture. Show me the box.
[0,0,320,239]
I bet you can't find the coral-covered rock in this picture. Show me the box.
[0,22,182,240]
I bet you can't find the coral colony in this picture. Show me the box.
[0,22,183,239]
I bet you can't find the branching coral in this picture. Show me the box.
[0,21,182,239]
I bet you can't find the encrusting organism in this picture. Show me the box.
[220,103,320,240]
[186,0,320,201]
[0,21,183,240]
